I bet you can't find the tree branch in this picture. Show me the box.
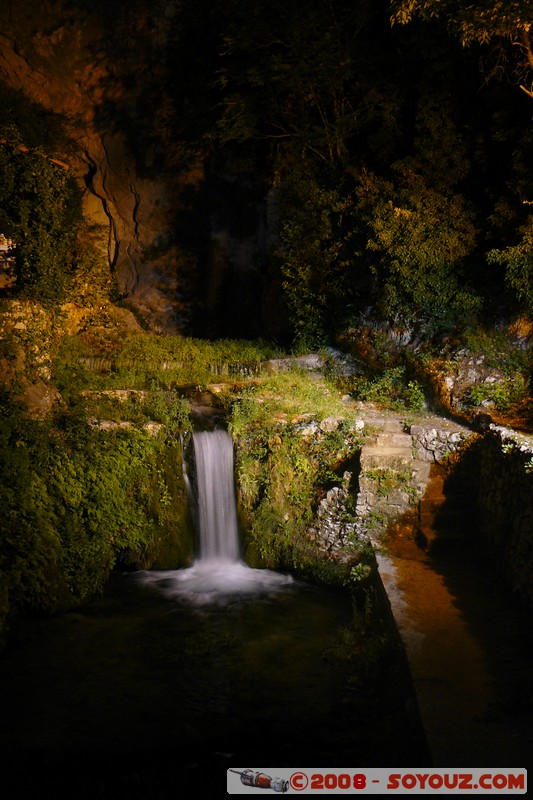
[521,28,533,71]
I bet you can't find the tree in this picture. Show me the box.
[488,216,533,314]
[279,163,357,348]
[352,90,482,332]
[391,1,533,98]
[215,0,377,163]
[391,2,533,317]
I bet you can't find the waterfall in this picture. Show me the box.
[138,428,294,606]
[193,430,240,562]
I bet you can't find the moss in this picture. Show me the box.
[0,403,195,639]
[364,461,417,501]
[230,372,365,580]
[53,332,282,391]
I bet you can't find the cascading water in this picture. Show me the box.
[193,429,241,562]
[139,428,293,605]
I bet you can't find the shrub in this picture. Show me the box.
[352,366,426,411]
[0,127,82,303]
[488,216,533,316]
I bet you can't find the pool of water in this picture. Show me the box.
[0,568,427,798]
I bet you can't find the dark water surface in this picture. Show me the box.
[0,570,427,798]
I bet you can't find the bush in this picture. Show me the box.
[280,167,353,349]
[352,366,426,411]
[0,127,82,303]
[469,374,529,413]
[488,216,533,316]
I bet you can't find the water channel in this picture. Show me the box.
[378,464,533,773]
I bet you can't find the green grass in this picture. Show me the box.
[227,369,361,436]
[53,333,284,393]
[225,368,367,578]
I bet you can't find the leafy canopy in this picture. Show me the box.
[488,215,533,314]
[391,1,533,97]
[216,0,376,163]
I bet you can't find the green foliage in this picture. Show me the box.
[442,327,532,414]
[53,330,279,404]
[0,406,194,633]
[463,328,532,375]
[360,510,387,532]
[0,127,82,303]
[276,75,501,345]
[346,561,373,587]
[214,1,533,343]
[236,450,267,510]
[142,384,193,431]
[229,371,365,575]
[70,236,115,307]
[468,374,528,412]
[353,366,426,411]
[354,124,481,332]
[488,216,533,315]
[227,368,365,436]
[279,165,356,349]
[53,333,281,391]
[238,428,318,568]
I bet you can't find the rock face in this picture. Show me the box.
[426,347,529,421]
[0,2,182,330]
[0,1,282,337]
[310,471,357,557]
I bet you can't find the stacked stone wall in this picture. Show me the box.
[474,428,533,607]
[410,420,471,462]
[354,413,533,608]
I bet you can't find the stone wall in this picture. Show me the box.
[353,412,475,541]
[310,471,358,559]
[404,419,533,607]
[410,418,472,462]
[312,409,533,611]
[473,427,533,607]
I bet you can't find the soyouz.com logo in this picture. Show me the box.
[226,768,527,794]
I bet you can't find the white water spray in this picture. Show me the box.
[139,429,293,606]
